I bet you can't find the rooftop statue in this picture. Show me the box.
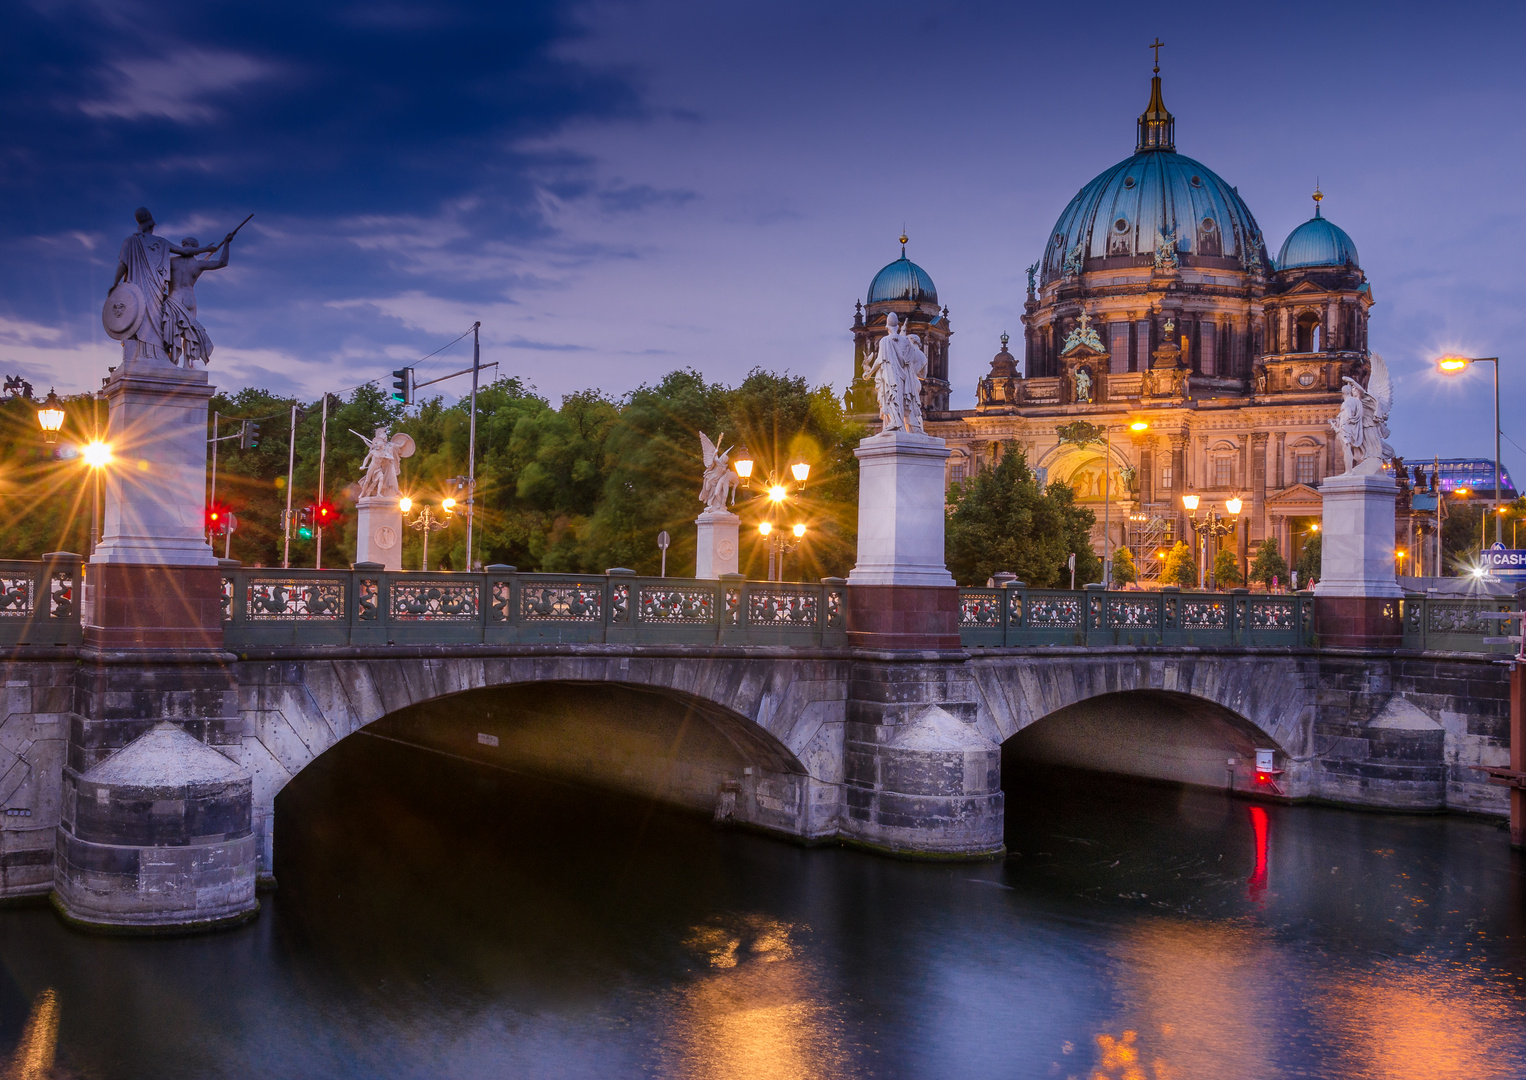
[1062,312,1104,355]
[353,427,416,498]
[864,312,928,435]
[103,208,249,366]
[1330,353,1394,475]
[698,432,739,512]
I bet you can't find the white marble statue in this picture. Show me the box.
[354,427,416,497]
[103,208,247,366]
[865,312,928,434]
[698,431,739,512]
[1330,352,1394,475]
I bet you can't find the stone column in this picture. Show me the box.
[840,429,1001,859]
[1252,432,1268,542]
[695,509,740,578]
[1275,431,1287,489]
[59,354,257,932]
[1314,472,1404,647]
[356,495,404,570]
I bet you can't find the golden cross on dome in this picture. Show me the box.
[1149,37,1165,73]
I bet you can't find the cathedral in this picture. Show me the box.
[845,60,1374,579]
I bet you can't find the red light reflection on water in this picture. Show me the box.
[1246,806,1269,901]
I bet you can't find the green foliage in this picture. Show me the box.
[1294,532,1322,586]
[1110,545,1137,584]
[1211,547,1243,588]
[0,392,99,560]
[1161,540,1198,588]
[1248,538,1289,588]
[1441,499,1484,573]
[944,441,1100,587]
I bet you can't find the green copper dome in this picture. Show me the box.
[868,256,937,305]
[1276,205,1360,270]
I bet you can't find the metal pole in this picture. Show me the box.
[317,393,329,570]
[90,391,101,557]
[1494,359,1502,545]
[422,510,430,572]
[467,321,480,571]
[283,403,298,570]
[208,411,219,542]
[225,523,232,561]
[1103,428,1111,588]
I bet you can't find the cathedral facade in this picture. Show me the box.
[846,66,1375,579]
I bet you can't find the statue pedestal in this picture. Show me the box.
[86,357,222,650]
[356,495,404,570]
[846,430,958,649]
[1314,471,1403,647]
[695,509,739,579]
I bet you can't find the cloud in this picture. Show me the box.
[77,49,278,123]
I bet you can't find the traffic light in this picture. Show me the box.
[391,367,416,406]
[206,502,231,536]
[239,420,261,449]
[314,501,339,530]
[297,506,314,540]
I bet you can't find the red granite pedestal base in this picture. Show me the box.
[83,563,225,650]
[846,585,960,650]
[1314,595,1402,649]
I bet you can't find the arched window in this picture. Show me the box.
[1295,312,1320,353]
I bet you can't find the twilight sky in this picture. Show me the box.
[2,0,1523,479]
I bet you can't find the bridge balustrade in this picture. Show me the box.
[956,584,1316,648]
[218,567,849,649]
[1400,593,1519,654]
[0,554,81,647]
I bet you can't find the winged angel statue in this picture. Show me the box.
[698,432,740,512]
[1330,353,1394,475]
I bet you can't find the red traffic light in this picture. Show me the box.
[314,501,339,527]
[206,502,232,535]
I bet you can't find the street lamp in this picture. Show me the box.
[406,499,454,570]
[1436,355,1503,544]
[1182,493,1242,589]
[732,446,755,480]
[36,389,65,444]
[734,444,813,581]
[1102,419,1147,588]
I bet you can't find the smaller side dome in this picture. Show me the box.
[1277,195,1360,270]
[989,332,1018,377]
[868,256,938,305]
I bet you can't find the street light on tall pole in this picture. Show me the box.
[1182,493,1242,589]
[1437,355,1502,545]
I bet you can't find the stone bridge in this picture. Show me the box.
[0,558,1512,932]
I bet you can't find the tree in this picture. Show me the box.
[1212,546,1243,588]
[1294,532,1321,587]
[1161,541,1197,588]
[1441,499,1483,573]
[1111,545,1137,585]
[945,441,1100,587]
[1248,538,1289,589]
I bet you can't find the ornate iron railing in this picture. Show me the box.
[957,584,1316,648]
[0,554,82,647]
[219,568,848,649]
[1400,594,1517,654]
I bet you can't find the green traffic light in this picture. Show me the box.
[298,526,313,540]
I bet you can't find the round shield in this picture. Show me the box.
[390,432,416,459]
[102,281,146,341]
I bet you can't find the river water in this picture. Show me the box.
[3,734,1524,1079]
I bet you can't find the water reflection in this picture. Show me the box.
[0,742,1521,1079]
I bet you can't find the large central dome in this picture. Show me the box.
[1040,75,1268,285]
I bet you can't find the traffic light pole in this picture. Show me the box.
[467,321,480,571]
[316,393,329,570]
[283,403,298,569]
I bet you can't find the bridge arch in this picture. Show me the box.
[969,652,1311,788]
[240,652,850,874]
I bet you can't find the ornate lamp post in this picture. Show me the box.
[401,496,454,571]
[1436,356,1503,544]
[1182,493,1242,589]
[35,389,65,444]
[733,447,811,581]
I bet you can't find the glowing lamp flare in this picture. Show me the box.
[792,523,806,538]
[1225,496,1243,515]
[1436,356,1470,373]
[82,441,112,468]
[732,447,754,480]
[442,497,456,513]
[398,497,412,513]
[36,389,65,443]
[790,458,810,483]
[1128,420,1149,432]
[768,484,788,504]
[758,521,772,536]
[1181,493,1200,511]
